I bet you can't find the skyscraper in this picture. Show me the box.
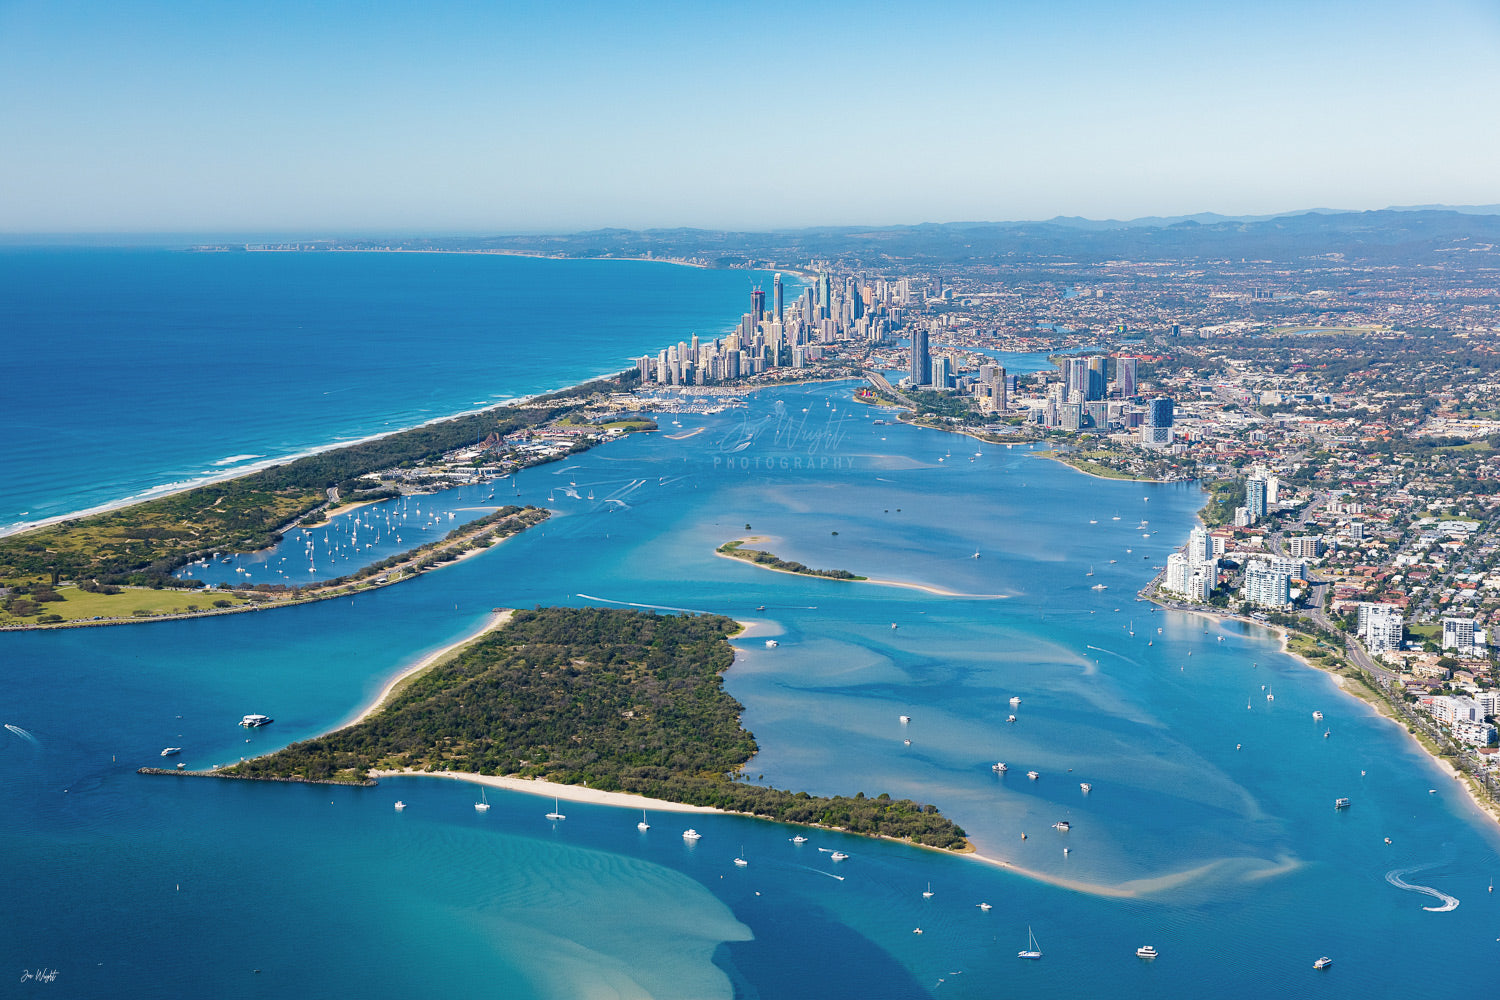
[1141,396,1174,449]
[1086,356,1106,401]
[773,273,784,324]
[909,327,931,386]
[932,355,952,390]
[818,273,831,319]
[1245,477,1268,521]
[751,286,765,321]
[1116,356,1138,398]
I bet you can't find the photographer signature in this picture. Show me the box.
[19,969,58,984]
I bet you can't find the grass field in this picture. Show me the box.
[0,585,250,626]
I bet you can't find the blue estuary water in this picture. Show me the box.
[3,253,1499,998]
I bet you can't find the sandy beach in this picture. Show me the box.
[714,538,1007,599]
[369,769,724,815]
[335,608,515,730]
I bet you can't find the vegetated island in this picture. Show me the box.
[715,539,866,581]
[206,606,969,850]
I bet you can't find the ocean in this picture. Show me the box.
[3,251,1498,998]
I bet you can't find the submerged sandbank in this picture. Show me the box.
[371,769,724,815]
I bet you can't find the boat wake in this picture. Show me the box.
[1386,865,1460,912]
[576,594,718,616]
[4,723,39,745]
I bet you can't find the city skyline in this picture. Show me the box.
[3,0,1498,233]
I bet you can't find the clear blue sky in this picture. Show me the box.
[2,0,1497,233]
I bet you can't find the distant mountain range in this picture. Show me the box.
[457,207,1500,267]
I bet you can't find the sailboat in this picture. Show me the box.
[546,798,566,821]
[475,788,490,813]
[1018,926,1042,960]
[1086,565,1094,577]
[638,811,650,831]
[922,882,934,899]
[734,846,748,867]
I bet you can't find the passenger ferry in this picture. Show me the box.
[1334,797,1351,810]
[239,714,273,727]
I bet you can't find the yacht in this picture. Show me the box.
[922,882,934,899]
[1018,926,1042,960]
[638,811,650,831]
[475,789,490,813]
[1052,821,1070,831]
[1313,711,1324,721]
[393,801,406,811]
[830,851,848,862]
[160,747,182,757]
[1091,583,1108,590]
[239,714,273,727]
[1136,945,1159,959]
[1314,957,1333,970]
[791,835,808,844]
[734,848,748,868]
[1334,797,1350,810]
[978,902,993,911]
[546,798,566,821]
[993,762,1008,773]
[1027,770,1040,780]
[682,828,702,841]
[1080,782,1092,793]
[764,639,779,648]
[900,715,911,724]
[1009,696,1021,706]
[1007,715,1017,723]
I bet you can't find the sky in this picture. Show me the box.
[2,0,1498,233]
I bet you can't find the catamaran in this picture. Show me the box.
[475,788,490,813]
[545,798,565,821]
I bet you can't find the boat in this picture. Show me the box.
[903,739,911,746]
[1080,782,1091,792]
[475,788,490,813]
[993,762,1008,773]
[922,882,934,899]
[890,622,898,630]
[791,835,808,844]
[160,747,182,757]
[1086,566,1094,577]
[1266,686,1274,702]
[393,801,406,811]
[682,828,702,840]
[978,902,992,911]
[1018,926,1042,960]
[1027,770,1040,780]
[1007,715,1017,723]
[1334,797,1350,809]
[638,811,650,831]
[239,714,273,727]
[734,847,748,868]
[1324,730,1331,739]
[546,798,566,821]
[900,715,911,723]
[1314,956,1333,970]
[1136,945,1159,959]
[1313,711,1324,721]
[764,639,779,648]
[1091,583,1108,590]
[830,851,848,862]
[1052,821,1070,831]
[1010,696,1021,706]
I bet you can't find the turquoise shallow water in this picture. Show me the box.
[4,256,1500,997]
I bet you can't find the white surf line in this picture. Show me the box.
[576,594,720,616]
[1385,865,1460,912]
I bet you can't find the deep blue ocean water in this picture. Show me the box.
[0,248,779,534]
[4,252,1500,998]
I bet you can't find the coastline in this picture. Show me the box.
[369,769,724,815]
[0,371,627,541]
[336,608,516,731]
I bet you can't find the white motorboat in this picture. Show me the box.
[830,851,848,862]
[1137,945,1158,959]
[1027,770,1040,780]
[160,747,182,757]
[682,828,702,840]
[239,714,273,727]
[393,801,406,811]
[993,762,1008,773]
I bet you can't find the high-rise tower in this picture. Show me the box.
[751,286,765,321]
[909,327,931,386]
[773,273,784,324]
